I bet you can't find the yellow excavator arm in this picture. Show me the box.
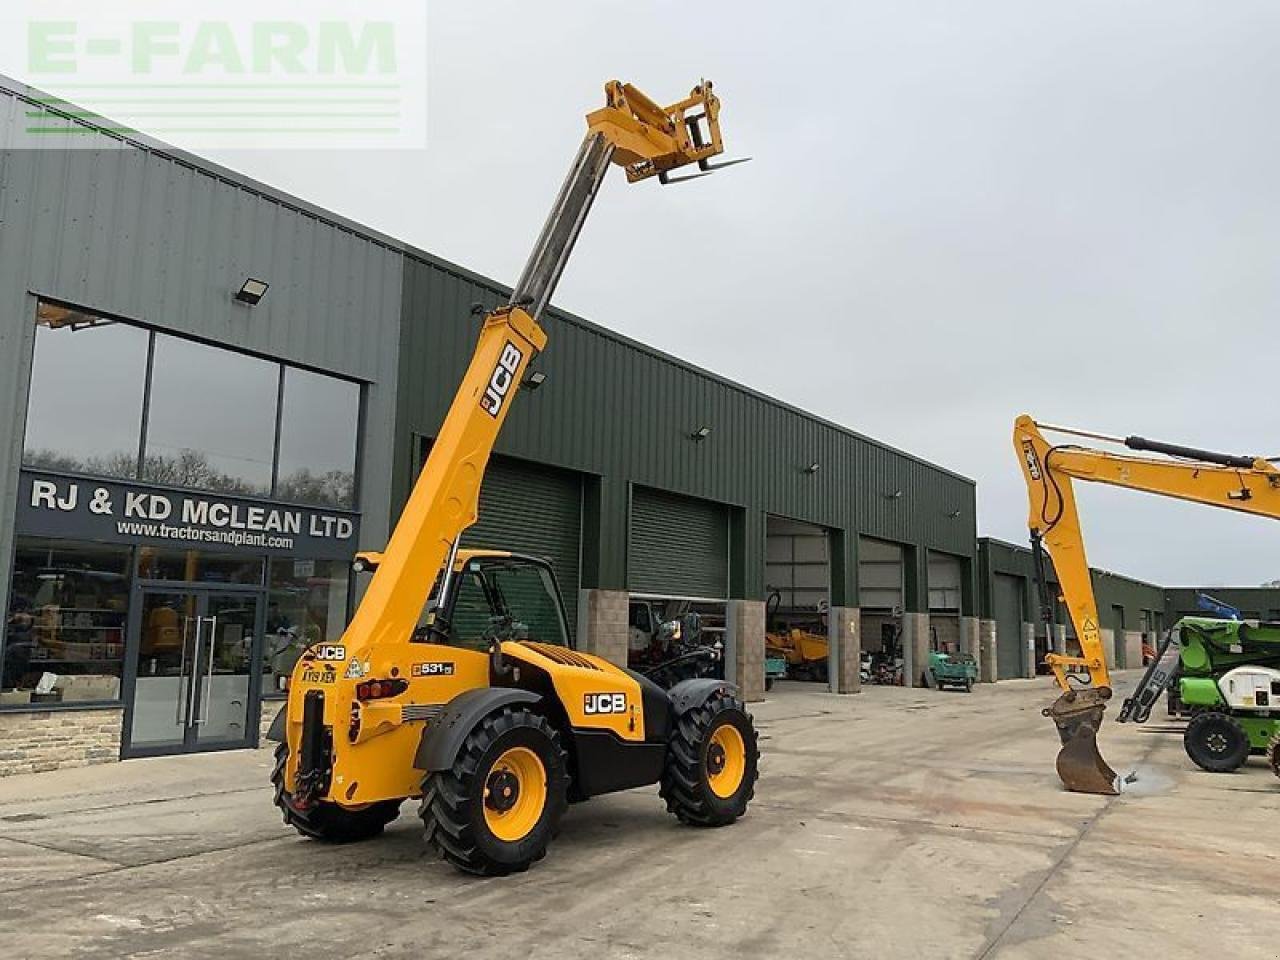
[1013,414,1280,794]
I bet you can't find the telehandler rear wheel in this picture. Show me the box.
[1184,711,1250,773]
[661,691,759,827]
[270,743,402,842]
[419,706,568,876]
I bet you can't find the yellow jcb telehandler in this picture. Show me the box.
[266,80,758,875]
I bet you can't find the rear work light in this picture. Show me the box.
[356,678,409,701]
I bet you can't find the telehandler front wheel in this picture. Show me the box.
[419,706,569,876]
[661,692,759,827]
[270,743,402,842]
[1184,710,1250,773]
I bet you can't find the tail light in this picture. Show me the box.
[355,678,408,701]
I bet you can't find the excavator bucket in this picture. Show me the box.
[1043,688,1120,796]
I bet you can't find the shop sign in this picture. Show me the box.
[16,470,359,560]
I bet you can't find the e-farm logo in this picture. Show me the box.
[7,1,427,150]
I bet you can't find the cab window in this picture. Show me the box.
[446,571,497,652]
[486,562,569,648]
[440,560,569,651]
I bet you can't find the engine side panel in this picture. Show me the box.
[1217,666,1280,711]
[506,642,646,741]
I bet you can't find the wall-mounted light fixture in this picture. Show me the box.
[883,489,903,500]
[804,461,821,474]
[235,278,270,305]
[690,426,712,441]
[522,371,548,390]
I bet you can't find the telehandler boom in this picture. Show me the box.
[268,81,759,875]
[1014,415,1280,794]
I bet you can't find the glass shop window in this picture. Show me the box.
[136,548,265,586]
[22,303,148,479]
[275,367,360,509]
[143,334,278,496]
[2,539,132,705]
[263,558,351,694]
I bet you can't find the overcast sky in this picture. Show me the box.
[18,1,1280,586]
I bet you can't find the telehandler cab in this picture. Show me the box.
[266,80,758,876]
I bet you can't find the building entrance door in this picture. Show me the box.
[124,587,262,756]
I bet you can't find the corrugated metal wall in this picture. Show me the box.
[629,487,729,598]
[460,456,584,638]
[0,75,977,622]
[979,538,1165,651]
[395,255,978,604]
[0,79,405,628]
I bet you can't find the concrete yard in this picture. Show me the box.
[1,674,1277,960]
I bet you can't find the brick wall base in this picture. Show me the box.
[830,606,861,694]
[902,612,930,688]
[728,599,765,702]
[978,619,998,683]
[1053,624,1067,656]
[260,699,285,747]
[1021,622,1037,679]
[1099,628,1117,670]
[959,616,981,681]
[578,589,630,667]
[1123,630,1144,670]
[0,707,123,776]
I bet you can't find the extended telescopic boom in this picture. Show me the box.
[346,81,743,656]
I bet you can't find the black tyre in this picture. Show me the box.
[419,706,568,876]
[660,692,759,827]
[765,677,775,692]
[1184,711,1251,773]
[964,677,974,693]
[270,743,402,842]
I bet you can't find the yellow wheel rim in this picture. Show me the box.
[483,746,547,842]
[706,723,747,799]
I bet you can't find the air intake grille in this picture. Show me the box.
[401,704,445,723]
[519,641,601,671]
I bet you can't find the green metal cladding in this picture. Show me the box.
[394,253,977,605]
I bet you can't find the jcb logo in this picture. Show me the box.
[313,645,346,661]
[480,342,524,418]
[1021,440,1042,481]
[584,692,628,715]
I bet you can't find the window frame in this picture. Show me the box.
[436,556,574,652]
[22,298,366,511]
[0,537,135,712]
[22,302,152,481]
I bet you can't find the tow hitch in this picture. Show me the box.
[293,689,332,810]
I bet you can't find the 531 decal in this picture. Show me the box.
[412,662,456,678]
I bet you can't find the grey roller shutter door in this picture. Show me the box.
[993,574,1025,680]
[461,456,583,638]
[629,487,728,598]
